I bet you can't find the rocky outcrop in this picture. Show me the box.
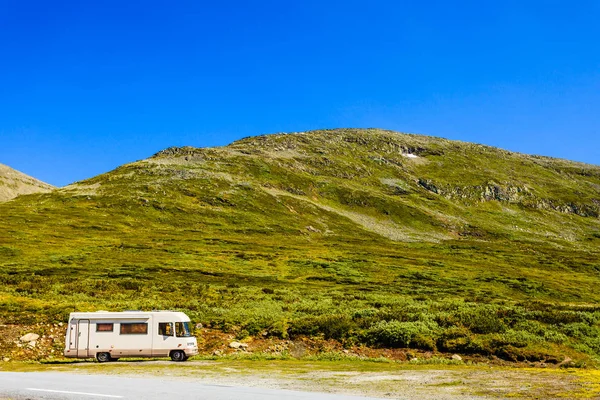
[153,146,204,158]
[19,333,39,342]
[416,178,600,218]
[229,341,249,350]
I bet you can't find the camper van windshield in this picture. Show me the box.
[175,322,191,337]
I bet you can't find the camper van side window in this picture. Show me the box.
[120,323,148,335]
[158,322,173,336]
[175,322,192,337]
[96,323,114,332]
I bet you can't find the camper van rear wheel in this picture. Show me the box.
[170,350,187,362]
[96,352,111,363]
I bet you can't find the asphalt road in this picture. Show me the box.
[0,372,382,400]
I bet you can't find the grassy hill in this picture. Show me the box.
[0,163,54,202]
[1,128,600,364]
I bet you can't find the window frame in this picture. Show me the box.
[175,321,192,337]
[119,322,148,335]
[158,322,174,337]
[96,323,114,332]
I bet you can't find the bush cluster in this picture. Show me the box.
[3,270,600,363]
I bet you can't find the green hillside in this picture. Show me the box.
[2,128,600,363]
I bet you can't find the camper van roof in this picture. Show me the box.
[68,310,190,321]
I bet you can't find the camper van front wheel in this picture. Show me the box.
[96,352,111,363]
[170,350,187,362]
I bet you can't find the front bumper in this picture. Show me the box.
[185,346,199,357]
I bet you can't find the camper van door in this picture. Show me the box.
[68,319,77,351]
[77,319,90,358]
[153,321,176,357]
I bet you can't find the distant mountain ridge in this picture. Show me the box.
[0,163,54,202]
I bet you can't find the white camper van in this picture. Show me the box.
[64,311,198,362]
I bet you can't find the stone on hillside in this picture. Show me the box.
[28,341,37,348]
[229,341,248,349]
[20,333,39,342]
[3,357,9,362]
[558,356,573,367]
[451,354,462,361]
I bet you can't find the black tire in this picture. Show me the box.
[96,352,111,363]
[170,350,186,362]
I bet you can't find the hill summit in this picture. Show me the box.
[1,128,600,364]
[73,128,600,245]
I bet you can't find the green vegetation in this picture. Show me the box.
[1,128,600,363]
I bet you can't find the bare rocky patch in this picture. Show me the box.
[0,163,54,202]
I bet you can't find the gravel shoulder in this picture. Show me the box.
[2,359,600,399]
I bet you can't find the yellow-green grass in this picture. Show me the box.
[1,129,600,363]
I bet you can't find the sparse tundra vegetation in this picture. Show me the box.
[1,128,600,366]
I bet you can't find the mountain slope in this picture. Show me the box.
[1,128,600,363]
[0,163,54,201]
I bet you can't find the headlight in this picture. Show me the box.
[188,342,196,346]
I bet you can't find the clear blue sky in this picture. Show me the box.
[1,0,598,187]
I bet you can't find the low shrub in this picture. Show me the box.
[366,320,439,350]
[498,329,542,348]
[559,322,597,339]
[530,310,597,326]
[290,314,357,340]
[456,305,507,334]
[437,326,471,353]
